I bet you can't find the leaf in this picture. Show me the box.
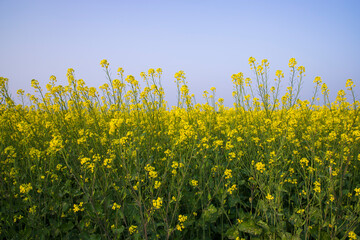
[201,204,218,223]
[61,221,74,232]
[62,202,70,212]
[289,214,303,228]
[256,220,269,232]
[79,232,90,240]
[89,234,102,240]
[279,232,292,240]
[225,225,239,239]
[238,219,262,236]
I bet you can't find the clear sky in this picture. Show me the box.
[1,0,359,107]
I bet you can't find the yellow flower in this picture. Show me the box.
[154,181,161,189]
[297,209,305,214]
[129,225,138,235]
[255,162,265,173]
[275,70,284,78]
[289,58,297,68]
[178,214,187,223]
[176,224,184,231]
[20,183,32,194]
[348,231,357,240]
[29,205,37,214]
[266,193,274,200]
[190,179,198,187]
[100,59,109,68]
[297,66,305,74]
[73,202,84,213]
[156,68,162,74]
[172,161,179,169]
[313,181,321,193]
[224,169,232,179]
[73,204,80,213]
[148,68,155,75]
[13,215,23,223]
[345,79,354,90]
[248,56,256,65]
[256,65,264,74]
[152,197,163,209]
[300,158,309,167]
[149,170,158,179]
[227,184,237,195]
[117,67,124,74]
[112,202,121,210]
[354,188,360,196]
[261,59,269,67]
[321,83,329,95]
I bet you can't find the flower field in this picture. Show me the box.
[0,58,359,239]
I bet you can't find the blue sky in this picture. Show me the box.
[1,0,359,107]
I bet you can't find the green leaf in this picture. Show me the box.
[279,232,292,240]
[113,225,125,234]
[79,232,90,240]
[256,220,269,232]
[61,221,74,232]
[225,225,239,239]
[89,234,102,240]
[201,204,218,223]
[238,219,262,236]
[62,202,70,213]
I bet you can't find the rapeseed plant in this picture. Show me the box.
[0,58,359,239]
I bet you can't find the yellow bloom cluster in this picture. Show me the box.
[152,197,163,209]
[154,181,161,189]
[73,202,84,213]
[176,214,188,231]
[190,179,198,187]
[145,164,158,179]
[129,225,138,235]
[224,169,232,179]
[266,193,274,201]
[19,183,32,194]
[1,58,359,239]
[112,202,121,210]
[313,181,321,193]
[255,162,265,173]
[348,231,357,240]
[355,188,360,196]
[227,184,237,195]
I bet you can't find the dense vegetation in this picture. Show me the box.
[0,58,359,239]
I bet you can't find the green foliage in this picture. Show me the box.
[0,59,359,239]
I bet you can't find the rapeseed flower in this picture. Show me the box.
[190,180,198,187]
[313,181,321,193]
[129,225,138,235]
[348,231,357,240]
[266,193,274,200]
[255,162,265,173]
[73,202,84,213]
[152,197,163,209]
[112,202,121,210]
[20,183,32,194]
[154,181,161,189]
[224,169,232,179]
